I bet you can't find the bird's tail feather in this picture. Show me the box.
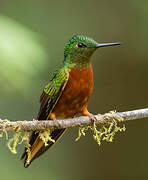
[21,128,67,168]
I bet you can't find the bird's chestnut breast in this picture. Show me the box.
[52,65,93,118]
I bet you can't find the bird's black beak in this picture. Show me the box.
[96,42,121,48]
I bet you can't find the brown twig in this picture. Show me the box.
[0,108,148,132]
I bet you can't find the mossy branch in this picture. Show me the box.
[1,108,148,157]
[0,108,148,132]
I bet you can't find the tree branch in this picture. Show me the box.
[0,108,147,132]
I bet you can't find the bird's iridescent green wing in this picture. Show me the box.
[21,67,69,165]
[37,67,69,120]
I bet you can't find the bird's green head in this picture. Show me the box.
[64,34,121,68]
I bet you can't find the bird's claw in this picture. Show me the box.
[89,113,97,128]
[53,118,60,127]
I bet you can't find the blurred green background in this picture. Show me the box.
[0,0,148,179]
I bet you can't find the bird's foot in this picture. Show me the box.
[53,117,60,127]
[88,113,97,128]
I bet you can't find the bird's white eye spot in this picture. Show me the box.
[76,42,87,48]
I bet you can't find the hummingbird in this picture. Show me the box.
[21,34,121,167]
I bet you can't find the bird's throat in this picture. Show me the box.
[64,55,92,69]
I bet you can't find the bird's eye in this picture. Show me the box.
[77,42,87,48]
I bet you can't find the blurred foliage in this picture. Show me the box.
[0,16,48,97]
[0,0,148,180]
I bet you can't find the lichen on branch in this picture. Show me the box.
[75,111,126,145]
[0,108,147,157]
